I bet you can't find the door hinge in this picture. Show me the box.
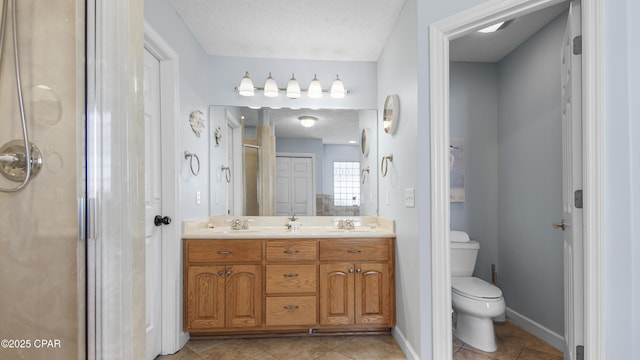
[575,190,583,209]
[573,35,582,55]
[576,345,584,360]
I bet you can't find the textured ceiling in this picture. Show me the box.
[169,0,407,61]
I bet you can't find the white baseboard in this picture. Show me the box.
[392,327,420,360]
[179,331,189,349]
[505,307,564,351]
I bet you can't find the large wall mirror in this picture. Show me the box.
[209,106,378,217]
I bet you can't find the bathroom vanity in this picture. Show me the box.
[182,216,396,336]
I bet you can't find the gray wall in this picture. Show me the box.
[497,14,566,335]
[377,0,423,355]
[450,62,499,284]
[145,0,213,219]
[605,1,640,355]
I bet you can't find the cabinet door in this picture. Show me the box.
[355,263,392,326]
[225,264,262,328]
[186,265,226,330]
[319,263,354,325]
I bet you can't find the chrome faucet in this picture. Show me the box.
[231,218,248,230]
[337,219,355,230]
[286,213,300,230]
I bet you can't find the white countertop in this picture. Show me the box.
[182,216,396,239]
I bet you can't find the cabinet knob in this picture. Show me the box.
[283,305,299,311]
[348,268,354,273]
[226,271,232,276]
[283,249,299,254]
[217,251,232,255]
[356,268,362,274]
[217,271,224,276]
[347,249,362,254]
[283,273,299,278]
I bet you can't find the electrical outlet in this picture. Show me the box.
[405,188,415,207]
[196,191,201,205]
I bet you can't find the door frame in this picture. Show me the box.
[428,0,604,359]
[143,22,185,354]
[226,109,243,216]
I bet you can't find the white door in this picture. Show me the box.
[143,48,164,360]
[559,2,583,359]
[276,156,314,216]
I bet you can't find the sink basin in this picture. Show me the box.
[324,228,374,233]
[200,228,258,233]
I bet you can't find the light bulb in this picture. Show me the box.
[238,71,255,96]
[308,74,323,98]
[330,74,345,98]
[286,73,301,99]
[263,72,279,97]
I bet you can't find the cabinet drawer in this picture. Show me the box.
[186,240,262,263]
[266,265,316,294]
[319,239,390,261]
[265,296,317,326]
[266,240,317,262]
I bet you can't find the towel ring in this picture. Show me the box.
[184,151,200,176]
[381,154,393,177]
[221,165,231,183]
[361,166,370,184]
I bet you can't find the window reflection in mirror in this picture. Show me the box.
[209,106,378,217]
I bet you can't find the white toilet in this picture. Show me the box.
[450,231,505,352]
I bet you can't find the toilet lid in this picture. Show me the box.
[452,277,502,299]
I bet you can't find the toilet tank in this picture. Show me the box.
[450,240,480,277]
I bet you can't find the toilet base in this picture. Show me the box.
[453,310,498,352]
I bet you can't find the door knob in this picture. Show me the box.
[552,219,566,231]
[154,215,171,226]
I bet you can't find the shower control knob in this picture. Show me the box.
[154,215,172,226]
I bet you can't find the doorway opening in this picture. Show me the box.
[428,0,604,359]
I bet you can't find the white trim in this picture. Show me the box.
[429,1,604,359]
[392,327,420,360]
[143,22,185,355]
[579,0,605,358]
[226,110,244,216]
[506,308,565,351]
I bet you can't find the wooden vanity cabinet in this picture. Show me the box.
[264,240,317,327]
[184,240,262,333]
[319,239,395,328]
[184,237,394,335]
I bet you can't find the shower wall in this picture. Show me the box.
[0,1,84,359]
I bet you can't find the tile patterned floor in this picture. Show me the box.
[156,321,561,360]
[156,334,406,360]
[453,321,564,360]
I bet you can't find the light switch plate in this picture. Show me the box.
[196,191,201,205]
[405,188,415,207]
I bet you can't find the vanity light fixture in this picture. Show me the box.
[330,75,346,98]
[237,71,255,96]
[286,74,301,99]
[235,71,348,99]
[298,116,318,128]
[307,74,323,98]
[477,19,512,33]
[263,73,279,97]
